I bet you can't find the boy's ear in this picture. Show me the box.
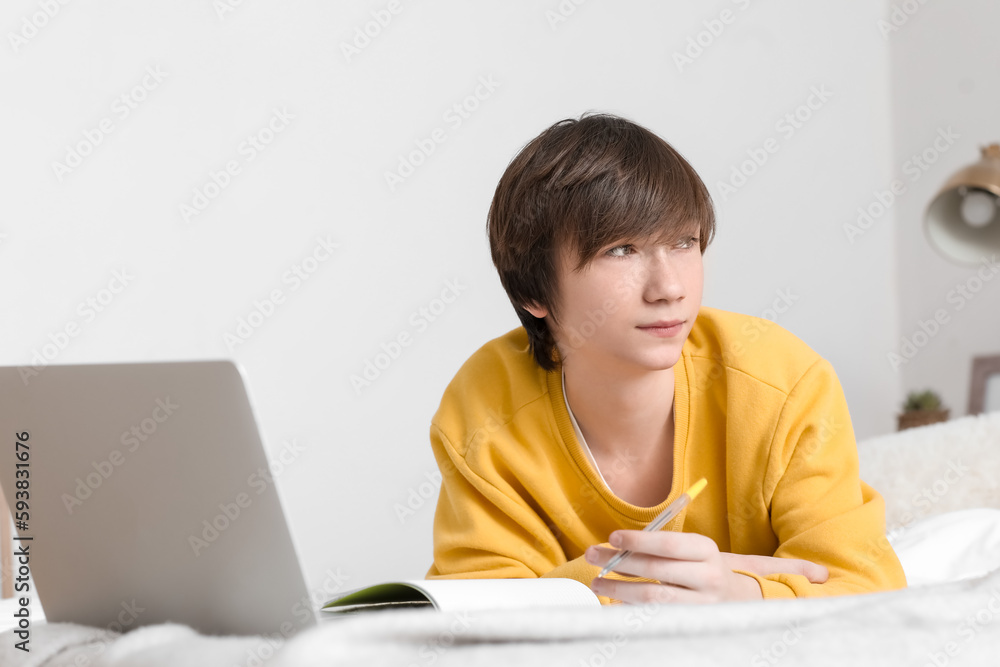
[523,301,548,319]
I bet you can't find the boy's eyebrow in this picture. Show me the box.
[648,226,701,244]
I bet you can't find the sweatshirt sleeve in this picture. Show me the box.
[424,422,624,604]
[744,358,907,599]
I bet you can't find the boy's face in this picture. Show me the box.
[526,226,703,373]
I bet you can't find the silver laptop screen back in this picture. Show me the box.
[0,360,314,637]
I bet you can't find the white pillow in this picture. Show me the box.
[887,508,1000,587]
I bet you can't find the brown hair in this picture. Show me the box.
[487,112,716,371]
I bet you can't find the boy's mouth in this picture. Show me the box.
[636,320,685,337]
[638,320,684,328]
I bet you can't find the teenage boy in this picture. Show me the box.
[425,113,906,604]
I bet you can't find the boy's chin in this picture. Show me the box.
[625,351,682,372]
[559,340,683,370]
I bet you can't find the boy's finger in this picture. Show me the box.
[609,529,713,561]
[804,561,829,583]
[590,577,699,605]
[723,553,829,583]
[765,557,828,583]
[584,545,622,566]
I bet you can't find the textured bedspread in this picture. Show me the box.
[8,412,1000,666]
[5,567,1000,667]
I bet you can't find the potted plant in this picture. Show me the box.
[897,389,950,431]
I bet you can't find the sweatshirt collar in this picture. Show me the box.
[546,352,691,523]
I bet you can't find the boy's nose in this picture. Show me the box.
[642,252,684,302]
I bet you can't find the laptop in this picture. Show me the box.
[0,360,318,638]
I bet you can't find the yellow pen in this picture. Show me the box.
[597,478,708,579]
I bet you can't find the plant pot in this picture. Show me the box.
[897,409,950,431]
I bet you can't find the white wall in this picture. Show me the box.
[1,0,901,590]
[887,0,1000,419]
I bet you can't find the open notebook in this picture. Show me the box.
[323,578,602,614]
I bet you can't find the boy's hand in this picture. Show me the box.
[584,530,829,604]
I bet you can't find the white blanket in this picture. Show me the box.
[4,567,1000,666]
[5,411,1000,666]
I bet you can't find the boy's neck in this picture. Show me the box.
[562,359,676,463]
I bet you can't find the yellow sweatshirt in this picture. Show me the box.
[425,306,907,601]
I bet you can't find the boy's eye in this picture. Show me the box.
[607,236,699,258]
[607,244,634,258]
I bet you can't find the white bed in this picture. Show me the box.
[4,411,1000,667]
